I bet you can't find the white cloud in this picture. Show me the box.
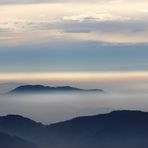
[0,2,148,45]
[0,0,125,4]
[140,9,148,12]
[0,0,147,4]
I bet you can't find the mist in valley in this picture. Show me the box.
[0,92,148,124]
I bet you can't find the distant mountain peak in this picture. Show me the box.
[0,114,43,128]
[9,84,105,94]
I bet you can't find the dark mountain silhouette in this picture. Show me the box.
[9,85,104,94]
[0,132,38,148]
[0,111,148,148]
[0,115,45,144]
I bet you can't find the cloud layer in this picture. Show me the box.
[0,0,124,4]
[0,0,148,4]
[0,1,148,45]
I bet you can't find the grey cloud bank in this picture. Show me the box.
[0,92,148,124]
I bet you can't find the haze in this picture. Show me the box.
[0,0,148,124]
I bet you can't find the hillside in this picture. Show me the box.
[0,111,148,148]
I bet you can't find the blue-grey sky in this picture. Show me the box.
[0,42,148,72]
[0,0,148,73]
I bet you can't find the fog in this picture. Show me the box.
[0,92,148,124]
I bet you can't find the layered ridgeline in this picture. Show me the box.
[9,85,104,94]
[0,111,148,148]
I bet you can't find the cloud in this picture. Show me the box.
[140,9,148,12]
[0,0,147,5]
[0,2,148,45]
[0,0,107,5]
[0,0,121,5]
[1,18,148,45]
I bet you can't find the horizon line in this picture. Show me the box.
[0,71,148,81]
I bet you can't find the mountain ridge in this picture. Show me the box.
[0,110,148,148]
[9,84,105,94]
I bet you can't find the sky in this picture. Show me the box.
[0,0,148,123]
[0,0,148,85]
